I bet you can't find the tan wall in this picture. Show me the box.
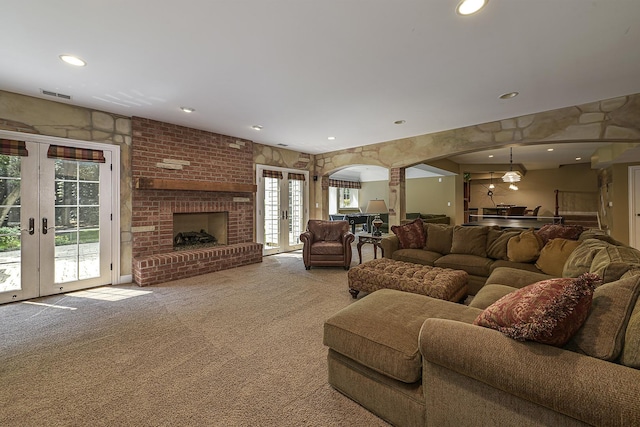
[359,181,389,212]
[469,163,598,219]
[406,176,456,218]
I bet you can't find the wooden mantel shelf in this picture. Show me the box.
[135,177,256,193]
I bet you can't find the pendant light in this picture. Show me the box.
[502,147,522,183]
[489,172,495,189]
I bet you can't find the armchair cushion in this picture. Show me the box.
[307,219,349,241]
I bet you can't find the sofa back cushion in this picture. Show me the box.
[425,224,453,254]
[565,273,640,361]
[391,218,426,249]
[589,245,640,283]
[486,229,521,260]
[450,225,489,257]
[535,238,581,277]
[562,238,611,278]
[620,270,640,368]
[507,229,543,263]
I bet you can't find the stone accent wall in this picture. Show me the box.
[0,90,134,276]
[131,117,261,285]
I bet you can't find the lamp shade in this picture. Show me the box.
[502,171,522,183]
[365,199,388,214]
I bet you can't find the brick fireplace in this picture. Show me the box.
[131,117,262,286]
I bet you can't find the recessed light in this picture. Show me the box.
[499,91,519,100]
[488,154,494,158]
[394,120,406,125]
[456,0,488,16]
[59,54,86,67]
[180,106,195,113]
[547,148,554,152]
[576,157,582,161]
[328,136,336,140]
[252,125,263,131]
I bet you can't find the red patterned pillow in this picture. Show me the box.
[536,224,585,245]
[391,218,426,249]
[474,273,601,346]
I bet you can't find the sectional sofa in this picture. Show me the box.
[324,221,640,426]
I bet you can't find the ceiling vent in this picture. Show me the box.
[40,89,72,100]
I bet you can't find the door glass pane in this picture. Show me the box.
[0,155,21,292]
[288,179,303,246]
[264,177,280,249]
[54,160,100,283]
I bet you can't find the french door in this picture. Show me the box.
[256,165,308,255]
[0,134,116,304]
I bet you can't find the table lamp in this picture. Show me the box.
[365,199,388,236]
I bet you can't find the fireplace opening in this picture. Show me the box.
[173,212,228,249]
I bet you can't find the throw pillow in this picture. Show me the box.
[536,224,585,245]
[473,273,601,346]
[589,245,640,283]
[486,229,521,260]
[565,274,640,361]
[507,229,543,263]
[391,218,426,249]
[535,238,581,276]
[562,238,611,278]
[450,225,489,257]
[425,224,453,254]
[620,291,640,368]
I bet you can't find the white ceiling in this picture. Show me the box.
[2,1,640,157]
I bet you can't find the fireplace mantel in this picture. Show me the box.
[135,177,256,193]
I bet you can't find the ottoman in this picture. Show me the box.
[347,258,468,301]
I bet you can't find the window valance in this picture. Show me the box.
[329,179,361,189]
[0,139,28,157]
[47,145,106,163]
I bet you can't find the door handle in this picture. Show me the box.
[42,217,48,234]
[29,217,34,235]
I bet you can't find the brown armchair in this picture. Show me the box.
[300,220,355,270]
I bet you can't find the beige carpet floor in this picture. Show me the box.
[0,244,390,426]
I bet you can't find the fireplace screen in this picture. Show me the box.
[173,212,228,249]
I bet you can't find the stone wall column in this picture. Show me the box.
[389,167,405,228]
[321,175,330,220]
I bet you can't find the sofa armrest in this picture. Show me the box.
[341,232,355,246]
[300,231,314,244]
[379,235,399,258]
[419,318,640,425]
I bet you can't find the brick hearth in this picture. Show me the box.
[131,117,262,286]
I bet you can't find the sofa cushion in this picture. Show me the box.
[434,253,493,278]
[485,266,553,289]
[451,225,489,258]
[391,218,426,249]
[425,224,453,254]
[562,238,611,278]
[507,229,543,263]
[392,249,441,266]
[536,224,585,245]
[589,245,640,283]
[486,229,521,260]
[489,260,547,276]
[535,238,581,277]
[474,273,600,346]
[469,284,517,310]
[323,289,481,383]
[564,274,640,361]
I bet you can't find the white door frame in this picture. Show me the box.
[255,164,309,255]
[629,165,640,249]
[0,129,121,292]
